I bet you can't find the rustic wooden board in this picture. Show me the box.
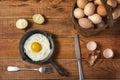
[0,0,120,79]
[0,18,120,39]
[0,18,75,39]
[0,0,75,18]
[0,37,120,59]
[1,59,120,79]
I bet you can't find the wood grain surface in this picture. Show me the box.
[0,0,120,80]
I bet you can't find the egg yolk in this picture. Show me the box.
[31,42,42,53]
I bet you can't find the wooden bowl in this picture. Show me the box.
[71,0,118,37]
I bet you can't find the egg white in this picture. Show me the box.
[24,34,51,61]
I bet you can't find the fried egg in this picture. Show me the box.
[24,34,51,61]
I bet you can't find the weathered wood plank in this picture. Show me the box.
[0,37,120,59]
[0,59,78,80]
[0,18,120,39]
[0,18,75,38]
[0,59,120,79]
[0,0,75,7]
[0,38,75,59]
[83,59,120,79]
[0,0,75,18]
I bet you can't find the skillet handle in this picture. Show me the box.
[49,59,66,76]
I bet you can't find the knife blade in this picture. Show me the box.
[74,34,84,80]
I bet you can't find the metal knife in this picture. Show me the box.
[74,34,84,80]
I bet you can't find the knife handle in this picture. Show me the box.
[78,60,84,80]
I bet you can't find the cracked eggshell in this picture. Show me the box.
[84,2,96,16]
[78,18,94,29]
[16,19,28,29]
[73,8,85,19]
[88,14,102,24]
[97,5,107,17]
[77,0,88,9]
[107,0,117,8]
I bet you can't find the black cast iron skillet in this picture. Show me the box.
[19,29,66,76]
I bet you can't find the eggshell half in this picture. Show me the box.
[87,41,97,51]
[103,48,114,58]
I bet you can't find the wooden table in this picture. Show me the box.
[0,0,120,80]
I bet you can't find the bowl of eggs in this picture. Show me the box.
[72,0,120,37]
[19,30,66,76]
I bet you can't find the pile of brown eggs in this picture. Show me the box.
[73,0,120,29]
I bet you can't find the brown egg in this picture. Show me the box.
[78,18,94,29]
[94,0,103,5]
[77,0,88,9]
[107,0,117,8]
[97,5,107,17]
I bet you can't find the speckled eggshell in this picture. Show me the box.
[78,18,94,29]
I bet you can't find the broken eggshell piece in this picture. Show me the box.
[87,41,97,51]
[103,48,114,58]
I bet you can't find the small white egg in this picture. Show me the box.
[88,14,102,24]
[33,14,45,24]
[103,48,114,58]
[84,2,95,16]
[87,41,97,51]
[73,8,84,19]
[16,19,28,29]
[78,18,94,29]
